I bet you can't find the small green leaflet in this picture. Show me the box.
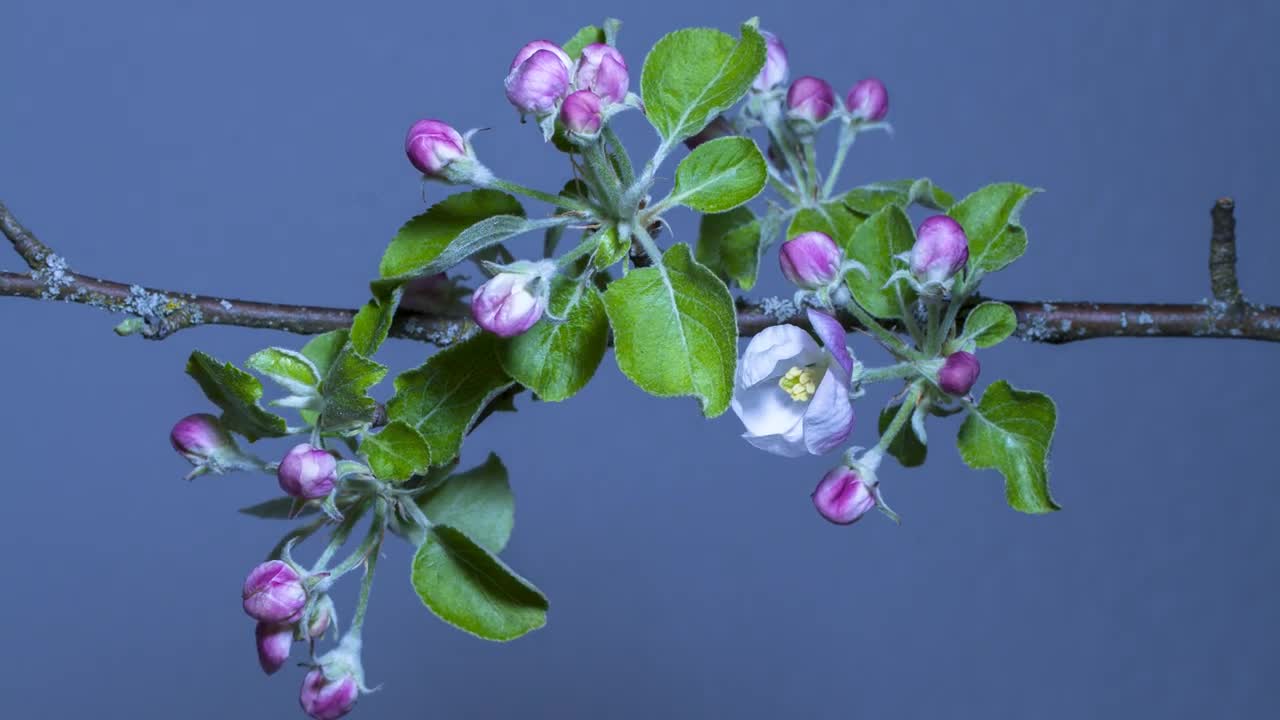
[603,243,738,417]
[245,348,320,397]
[349,289,401,357]
[845,205,918,319]
[316,347,387,435]
[419,453,514,553]
[958,301,1017,349]
[300,330,349,376]
[879,404,927,468]
[186,351,289,442]
[956,380,1059,514]
[669,136,766,213]
[948,183,1039,274]
[563,25,605,59]
[411,524,548,642]
[499,276,608,402]
[360,420,430,483]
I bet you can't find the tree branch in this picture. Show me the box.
[3,198,1278,344]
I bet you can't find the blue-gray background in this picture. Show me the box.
[3,1,1278,717]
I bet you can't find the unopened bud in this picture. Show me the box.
[242,560,307,624]
[786,76,835,123]
[471,261,554,338]
[170,414,240,475]
[752,31,789,92]
[255,622,294,676]
[937,351,980,396]
[779,231,841,289]
[911,216,969,284]
[812,466,876,525]
[846,78,889,122]
[573,44,629,104]
[560,90,603,137]
[277,443,338,500]
[300,669,359,720]
[504,41,571,116]
[404,119,467,177]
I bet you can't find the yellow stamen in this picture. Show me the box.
[779,366,819,402]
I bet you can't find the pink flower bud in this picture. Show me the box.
[300,669,359,720]
[471,268,551,338]
[573,44,629,104]
[242,560,307,624]
[938,351,980,396]
[846,78,889,122]
[752,31,789,91]
[786,76,835,123]
[779,231,841,289]
[911,215,969,284]
[170,413,237,467]
[560,90,603,136]
[505,42,571,115]
[306,597,334,640]
[812,466,876,525]
[277,443,338,500]
[404,119,466,177]
[255,622,293,675]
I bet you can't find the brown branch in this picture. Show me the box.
[3,198,1279,344]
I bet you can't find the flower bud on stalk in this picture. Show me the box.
[277,443,338,500]
[255,622,294,675]
[404,119,491,185]
[752,31,789,91]
[911,216,969,285]
[573,44,629,104]
[779,231,841,290]
[169,413,253,478]
[505,41,572,116]
[560,90,603,138]
[242,560,307,624]
[846,78,889,122]
[471,261,556,338]
[812,465,876,525]
[300,669,359,720]
[786,76,836,123]
[937,351,981,396]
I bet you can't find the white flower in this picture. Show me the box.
[730,309,856,457]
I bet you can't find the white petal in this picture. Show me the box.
[732,382,806,438]
[739,325,822,388]
[802,369,855,455]
[742,427,808,457]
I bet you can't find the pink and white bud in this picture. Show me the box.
[560,90,603,136]
[846,78,889,122]
[938,351,981,396]
[307,596,334,640]
[170,414,238,468]
[300,669,359,720]
[752,31,789,92]
[573,44,629,104]
[242,560,307,624]
[471,263,554,338]
[812,466,876,525]
[779,231,841,289]
[277,443,338,500]
[505,41,571,115]
[911,216,969,284]
[255,622,294,676]
[404,119,467,177]
[786,76,836,123]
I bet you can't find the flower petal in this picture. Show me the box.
[739,324,822,388]
[806,309,853,377]
[802,368,854,455]
[742,427,808,457]
[732,382,806,438]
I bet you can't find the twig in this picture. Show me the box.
[3,198,1278,344]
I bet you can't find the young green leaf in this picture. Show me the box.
[879,404,927,467]
[563,25,605,59]
[499,277,608,402]
[948,183,1038,274]
[246,348,321,396]
[349,289,401,357]
[361,421,431,483]
[696,206,768,290]
[411,524,548,641]
[300,330,349,376]
[388,333,514,464]
[845,205,918,319]
[603,243,738,417]
[316,347,387,435]
[592,225,631,269]
[789,200,865,249]
[419,453,513,553]
[844,178,955,214]
[959,301,1017,348]
[956,380,1059,514]
[186,351,289,442]
[669,136,766,213]
[640,23,765,143]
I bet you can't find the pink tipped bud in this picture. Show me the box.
[170,413,237,467]
[471,263,553,338]
[405,119,467,177]
[911,216,969,284]
[938,351,980,396]
[505,42,571,115]
[779,231,841,289]
[786,76,836,123]
[277,443,338,500]
[560,90,603,136]
[307,597,334,640]
[846,78,889,122]
[300,669,359,720]
[255,622,294,676]
[574,44,629,104]
[752,31,789,92]
[812,466,876,525]
[242,560,307,624]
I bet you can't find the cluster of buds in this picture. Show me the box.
[885,215,971,296]
[504,39,634,141]
[748,28,889,131]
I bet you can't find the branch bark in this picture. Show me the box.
[4,198,1278,345]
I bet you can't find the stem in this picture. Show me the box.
[844,299,919,360]
[896,289,924,346]
[489,179,594,214]
[349,523,384,637]
[326,500,386,582]
[766,123,809,205]
[767,168,803,205]
[602,126,635,185]
[859,362,918,384]
[632,222,665,266]
[929,279,974,356]
[582,141,624,215]
[802,141,820,201]
[821,125,857,200]
[875,382,924,453]
[313,502,368,571]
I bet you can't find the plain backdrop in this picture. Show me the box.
[3,1,1279,718]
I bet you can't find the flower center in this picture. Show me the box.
[779,366,819,402]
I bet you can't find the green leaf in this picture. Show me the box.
[696,206,769,290]
[602,243,737,417]
[959,301,1017,349]
[420,453,513,553]
[301,330,349,377]
[246,348,320,396]
[350,290,401,357]
[186,351,289,442]
[948,183,1038,274]
[388,333,514,464]
[499,277,608,402]
[361,421,431,482]
[640,23,766,143]
[317,347,387,435]
[563,25,605,59]
[669,137,766,213]
[788,200,865,249]
[844,178,955,214]
[879,404,927,468]
[411,524,548,641]
[957,380,1059,514]
[846,205,918,319]
[592,225,631,269]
